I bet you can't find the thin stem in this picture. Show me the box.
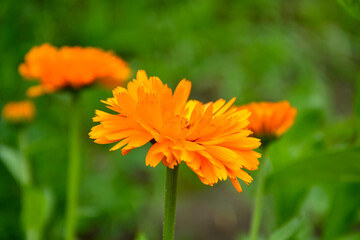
[163,165,179,240]
[65,94,81,240]
[250,156,267,240]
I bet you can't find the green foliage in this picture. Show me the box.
[267,147,360,188]
[269,216,303,240]
[265,109,324,225]
[267,109,325,170]
[338,232,360,240]
[1,0,360,239]
[0,145,31,186]
[0,143,54,240]
[323,184,360,239]
[338,0,360,18]
[21,186,53,240]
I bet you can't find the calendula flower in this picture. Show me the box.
[240,101,297,139]
[2,101,35,123]
[19,43,131,97]
[90,70,261,193]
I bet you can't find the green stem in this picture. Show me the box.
[250,157,267,240]
[65,94,81,240]
[163,165,179,240]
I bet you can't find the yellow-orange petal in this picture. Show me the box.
[146,143,167,167]
[239,101,297,138]
[173,79,191,115]
[20,43,131,95]
[90,70,262,194]
[230,178,242,193]
[26,86,46,98]
[2,101,35,123]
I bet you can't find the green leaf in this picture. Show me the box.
[338,0,360,19]
[323,184,360,239]
[0,145,31,186]
[267,147,360,189]
[21,186,54,240]
[272,187,308,227]
[269,216,303,240]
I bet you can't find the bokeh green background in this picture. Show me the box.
[1,0,360,239]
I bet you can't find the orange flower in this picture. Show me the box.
[90,70,261,193]
[2,101,35,123]
[240,101,297,138]
[19,43,131,97]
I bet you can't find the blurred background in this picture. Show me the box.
[1,0,360,239]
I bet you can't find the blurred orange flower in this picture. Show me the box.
[19,43,131,97]
[240,101,297,138]
[90,70,261,193]
[2,101,35,123]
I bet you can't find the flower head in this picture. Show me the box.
[19,43,131,97]
[2,101,35,123]
[240,101,297,140]
[90,70,261,193]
